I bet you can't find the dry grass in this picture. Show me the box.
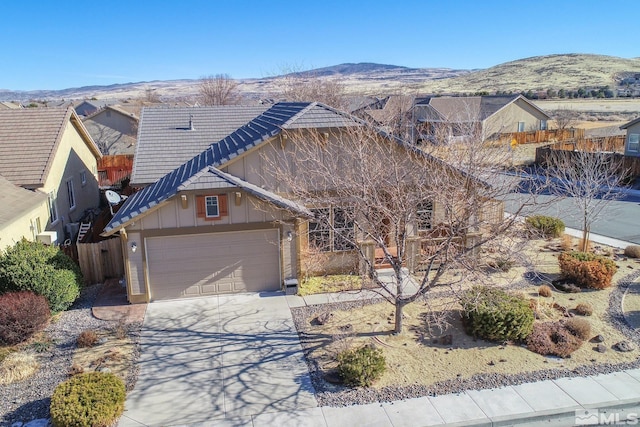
[72,328,134,380]
[300,238,638,389]
[0,352,39,385]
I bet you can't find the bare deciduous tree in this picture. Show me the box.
[199,74,240,106]
[143,87,161,103]
[264,119,544,333]
[553,109,579,131]
[544,150,627,251]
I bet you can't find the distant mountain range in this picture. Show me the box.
[2,54,639,102]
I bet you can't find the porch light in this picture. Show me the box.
[286,231,293,242]
[131,242,137,253]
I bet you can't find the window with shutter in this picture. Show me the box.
[196,194,229,221]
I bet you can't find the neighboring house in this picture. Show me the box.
[414,95,551,142]
[104,102,466,303]
[83,105,138,155]
[0,175,48,250]
[620,117,640,157]
[74,99,120,117]
[0,107,102,246]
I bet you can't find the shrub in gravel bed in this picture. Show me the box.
[527,321,585,358]
[563,318,592,341]
[538,285,552,298]
[460,286,534,342]
[624,245,640,259]
[0,291,51,344]
[337,345,386,387]
[50,372,126,427]
[525,215,565,238]
[0,351,40,385]
[0,239,82,312]
[77,330,99,348]
[558,251,617,289]
[574,302,593,316]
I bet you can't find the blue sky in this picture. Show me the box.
[2,0,639,90]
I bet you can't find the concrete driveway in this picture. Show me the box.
[118,293,317,426]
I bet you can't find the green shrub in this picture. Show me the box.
[574,302,593,316]
[337,345,386,387]
[624,245,640,259]
[50,372,125,427]
[526,321,583,358]
[460,286,534,342]
[558,251,617,289]
[525,215,565,238]
[0,291,51,345]
[0,239,82,312]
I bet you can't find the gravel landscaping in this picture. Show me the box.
[291,269,640,408]
[0,284,141,426]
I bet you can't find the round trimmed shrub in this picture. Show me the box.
[538,285,552,298]
[337,345,386,387]
[0,291,51,345]
[525,215,565,238]
[460,286,534,342]
[574,302,593,316]
[50,372,125,427]
[0,239,82,312]
[558,251,617,289]
[624,245,640,259]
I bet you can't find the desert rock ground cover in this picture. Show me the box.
[292,237,640,406]
[0,285,140,425]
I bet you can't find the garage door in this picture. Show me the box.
[145,229,280,300]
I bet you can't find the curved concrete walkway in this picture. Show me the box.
[623,280,640,330]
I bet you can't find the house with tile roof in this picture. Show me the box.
[0,107,102,248]
[414,95,551,143]
[104,102,479,303]
[83,105,138,156]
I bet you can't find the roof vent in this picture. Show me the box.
[189,114,195,131]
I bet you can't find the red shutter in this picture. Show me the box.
[218,194,228,217]
[196,196,206,218]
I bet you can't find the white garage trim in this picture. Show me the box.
[144,229,281,300]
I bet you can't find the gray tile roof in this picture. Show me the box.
[103,101,483,236]
[620,117,640,129]
[424,95,550,123]
[0,108,94,187]
[132,105,270,185]
[83,120,137,155]
[104,102,318,234]
[0,174,47,230]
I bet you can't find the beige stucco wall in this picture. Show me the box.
[484,99,548,137]
[0,200,50,250]
[42,120,100,241]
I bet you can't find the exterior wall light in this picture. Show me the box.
[286,231,293,242]
[131,242,137,253]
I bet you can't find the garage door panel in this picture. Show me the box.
[146,230,280,300]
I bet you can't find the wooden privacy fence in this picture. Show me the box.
[535,147,640,177]
[546,135,626,153]
[496,128,584,145]
[70,238,124,285]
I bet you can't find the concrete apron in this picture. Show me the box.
[118,292,317,427]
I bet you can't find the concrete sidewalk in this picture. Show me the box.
[192,369,640,426]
